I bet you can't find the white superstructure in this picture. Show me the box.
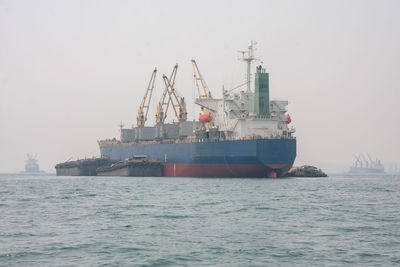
[195,42,295,140]
[195,91,293,139]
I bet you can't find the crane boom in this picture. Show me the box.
[360,153,369,168]
[137,68,157,127]
[353,154,361,167]
[191,59,212,99]
[155,64,178,125]
[366,153,374,164]
[191,58,213,130]
[162,75,187,122]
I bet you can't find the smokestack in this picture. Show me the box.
[254,65,270,117]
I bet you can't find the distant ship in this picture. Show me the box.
[22,154,44,173]
[349,153,384,174]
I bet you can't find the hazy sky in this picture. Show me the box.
[0,0,399,173]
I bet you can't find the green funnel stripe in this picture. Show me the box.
[254,72,269,117]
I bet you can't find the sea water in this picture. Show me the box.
[0,173,399,266]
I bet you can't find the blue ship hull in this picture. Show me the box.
[99,138,296,178]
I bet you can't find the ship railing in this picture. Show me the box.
[102,134,295,147]
[234,135,296,141]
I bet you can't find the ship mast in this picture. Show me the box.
[239,40,257,93]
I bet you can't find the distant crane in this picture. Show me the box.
[366,153,375,167]
[353,154,363,168]
[155,64,178,125]
[353,152,385,170]
[366,152,383,169]
[137,68,157,127]
[360,153,369,168]
[366,153,373,162]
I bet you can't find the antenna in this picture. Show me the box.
[119,121,124,140]
[238,40,258,93]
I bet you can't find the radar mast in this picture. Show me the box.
[238,40,258,93]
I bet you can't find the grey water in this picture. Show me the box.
[1,174,399,266]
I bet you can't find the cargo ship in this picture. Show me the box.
[349,153,384,174]
[99,42,296,178]
[21,154,45,174]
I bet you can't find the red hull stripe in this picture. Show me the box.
[164,163,291,178]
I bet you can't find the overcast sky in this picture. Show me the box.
[0,0,399,173]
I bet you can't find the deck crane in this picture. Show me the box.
[366,153,375,166]
[366,153,381,168]
[360,153,370,168]
[353,154,363,168]
[155,64,178,125]
[191,59,214,126]
[137,68,157,127]
[191,59,212,99]
[162,74,187,122]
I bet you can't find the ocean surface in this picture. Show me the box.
[1,173,399,266]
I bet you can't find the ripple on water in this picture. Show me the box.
[0,174,400,266]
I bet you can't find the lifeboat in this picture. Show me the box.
[199,113,212,123]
